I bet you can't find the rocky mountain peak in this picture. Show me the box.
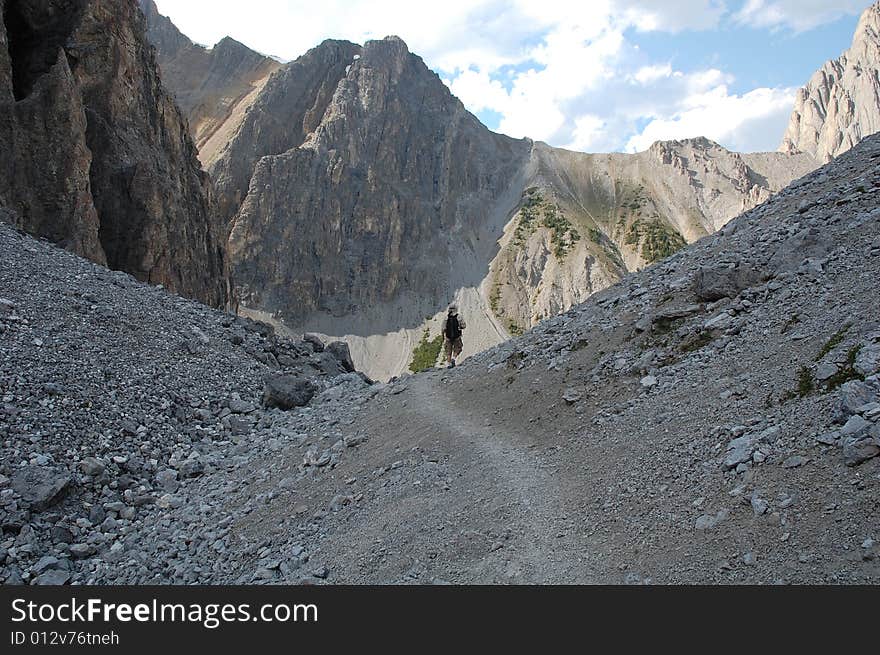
[779,1,880,162]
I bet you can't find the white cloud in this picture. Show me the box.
[444,69,509,114]
[564,115,607,151]
[733,0,867,33]
[625,84,797,153]
[631,63,673,85]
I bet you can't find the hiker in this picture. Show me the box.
[443,304,465,367]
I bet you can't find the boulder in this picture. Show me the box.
[262,375,317,410]
[10,467,72,511]
[768,227,833,275]
[77,457,105,476]
[855,343,880,377]
[843,435,880,466]
[834,380,878,423]
[309,351,346,377]
[723,435,755,470]
[326,341,356,373]
[694,261,764,301]
[303,333,325,352]
[178,457,204,478]
[31,570,71,585]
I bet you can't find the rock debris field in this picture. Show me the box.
[2,134,880,584]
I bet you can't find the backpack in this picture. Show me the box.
[444,314,462,340]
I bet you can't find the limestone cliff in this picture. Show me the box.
[227,37,531,333]
[780,1,880,163]
[138,0,282,166]
[208,39,363,227]
[0,0,228,307]
[488,139,817,333]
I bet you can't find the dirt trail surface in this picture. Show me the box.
[237,371,604,583]
[2,135,880,585]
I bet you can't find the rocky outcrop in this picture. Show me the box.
[0,0,229,307]
[209,39,363,226]
[780,1,880,163]
[138,0,281,166]
[487,138,816,333]
[227,37,530,331]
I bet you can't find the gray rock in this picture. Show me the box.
[303,333,325,352]
[782,455,809,469]
[50,526,74,544]
[841,415,871,437]
[4,568,25,585]
[69,543,95,558]
[694,261,764,301]
[855,343,880,377]
[816,430,841,445]
[10,466,72,511]
[843,436,880,466]
[562,388,583,404]
[326,341,355,373]
[157,494,185,509]
[303,448,331,467]
[227,415,252,436]
[695,509,729,530]
[31,570,71,585]
[89,506,106,524]
[228,399,256,414]
[155,469,180,492]
[751,494,769,516]
[723,435,755,470]
[704,312,736,331]
[309,351,346,377]
[178,457,204,478]
[32,556,68,574]
[78,457,105,476]
[835,380,878,423]
[190,327,210,345]
[329,494,354,511]
[640,375,658,388]
[815,362,838,381]
[344,434,368,448]
[43,382,64,396]
[262,375,317,410]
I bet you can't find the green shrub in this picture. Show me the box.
[824,346,865,391]
[409,328,443,373]
[489,283,502,313]
[815,325,850,361]
[796,366,815,397]
[512,191,580,259]
[624,220,686,263]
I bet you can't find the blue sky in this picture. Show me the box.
[154,0,871,153]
